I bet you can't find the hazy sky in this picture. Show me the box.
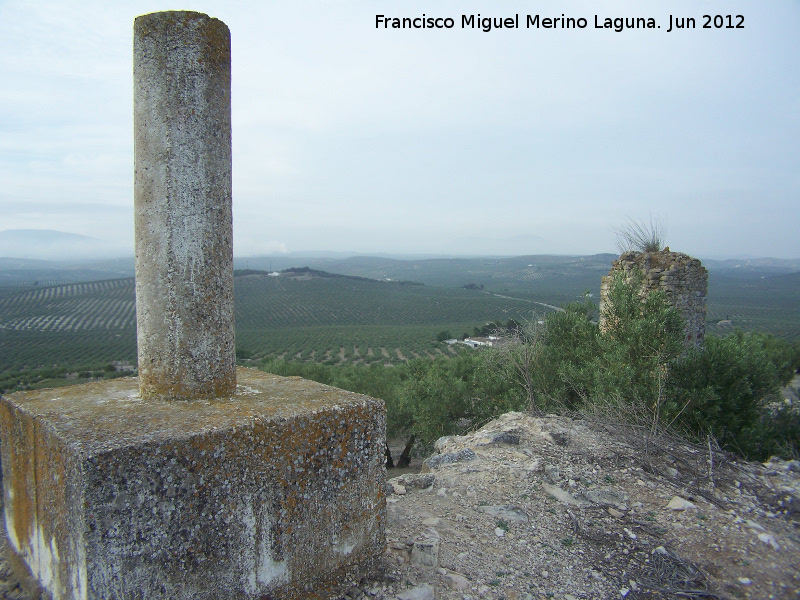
[1,0,798,259]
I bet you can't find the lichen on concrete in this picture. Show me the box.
[133,10,235,400]
[0,368,386,599]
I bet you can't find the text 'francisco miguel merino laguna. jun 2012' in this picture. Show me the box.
[375,13,745,33]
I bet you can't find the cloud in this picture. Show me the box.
[233,238,290,257]
[1,0,799,258]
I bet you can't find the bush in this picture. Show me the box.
[515,273,683,423]
[258,358,410,439]
[399,352,523,449]
[254,305,799,462]
[235,348,253,360]
[538,297,601,408]
[260,351,524,451]
[668,331,798,459]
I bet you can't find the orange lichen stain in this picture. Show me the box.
[2,366,386,596]
[139,370,236,401]
[2,368,383,455]
[0,402,36,554]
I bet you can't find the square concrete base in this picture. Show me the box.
[0,368,386,600]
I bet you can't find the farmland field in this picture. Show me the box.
[1,255,798,390]
[238,254,615,307]
[0,270,548,377]
[705,272,800,343]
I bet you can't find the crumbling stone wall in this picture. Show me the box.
[600,249,708,348]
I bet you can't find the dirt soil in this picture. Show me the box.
[343,412,800,600]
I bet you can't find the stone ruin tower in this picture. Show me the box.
[600,249,708,348]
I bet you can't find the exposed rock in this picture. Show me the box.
[410,536,440,568]
[371,412,799,599]
[394,473,436,490]
[433,436,451,453]
[478,505,529,523]
[666,496,696,511]
[758,532,781,550]
[395,584,434,600]
[475,431,520,446]
[583,487,629,511]
[421,448,476,471]
[544,463,560,483]
[543,483,589,507]
[443,572,469,590]
[545,429,570,446]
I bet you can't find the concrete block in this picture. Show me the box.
[0,368,386,600]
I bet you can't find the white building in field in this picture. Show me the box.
[460,337,493,348]
[459,335,512,349]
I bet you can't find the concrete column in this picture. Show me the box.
[133,11,235,400]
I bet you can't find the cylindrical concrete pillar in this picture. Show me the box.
[133,11,235,400]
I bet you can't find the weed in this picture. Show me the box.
[614,215,667,254]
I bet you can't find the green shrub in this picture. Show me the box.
[520,273,683,423]
[668,331,798,459]
[235,348,253,360]
[537,297,601,408]
[597,271,684,413]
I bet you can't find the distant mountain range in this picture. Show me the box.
[0,229,131,261]
[1,229,798,288]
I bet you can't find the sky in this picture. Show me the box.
[1,0,798,259]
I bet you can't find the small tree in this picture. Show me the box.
[487,318,546,413]
[598,270,685,430]
[398,352,521,450]
[540,297,601,408]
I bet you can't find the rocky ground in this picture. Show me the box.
[1,412,798,600]
[337,412,800,600]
